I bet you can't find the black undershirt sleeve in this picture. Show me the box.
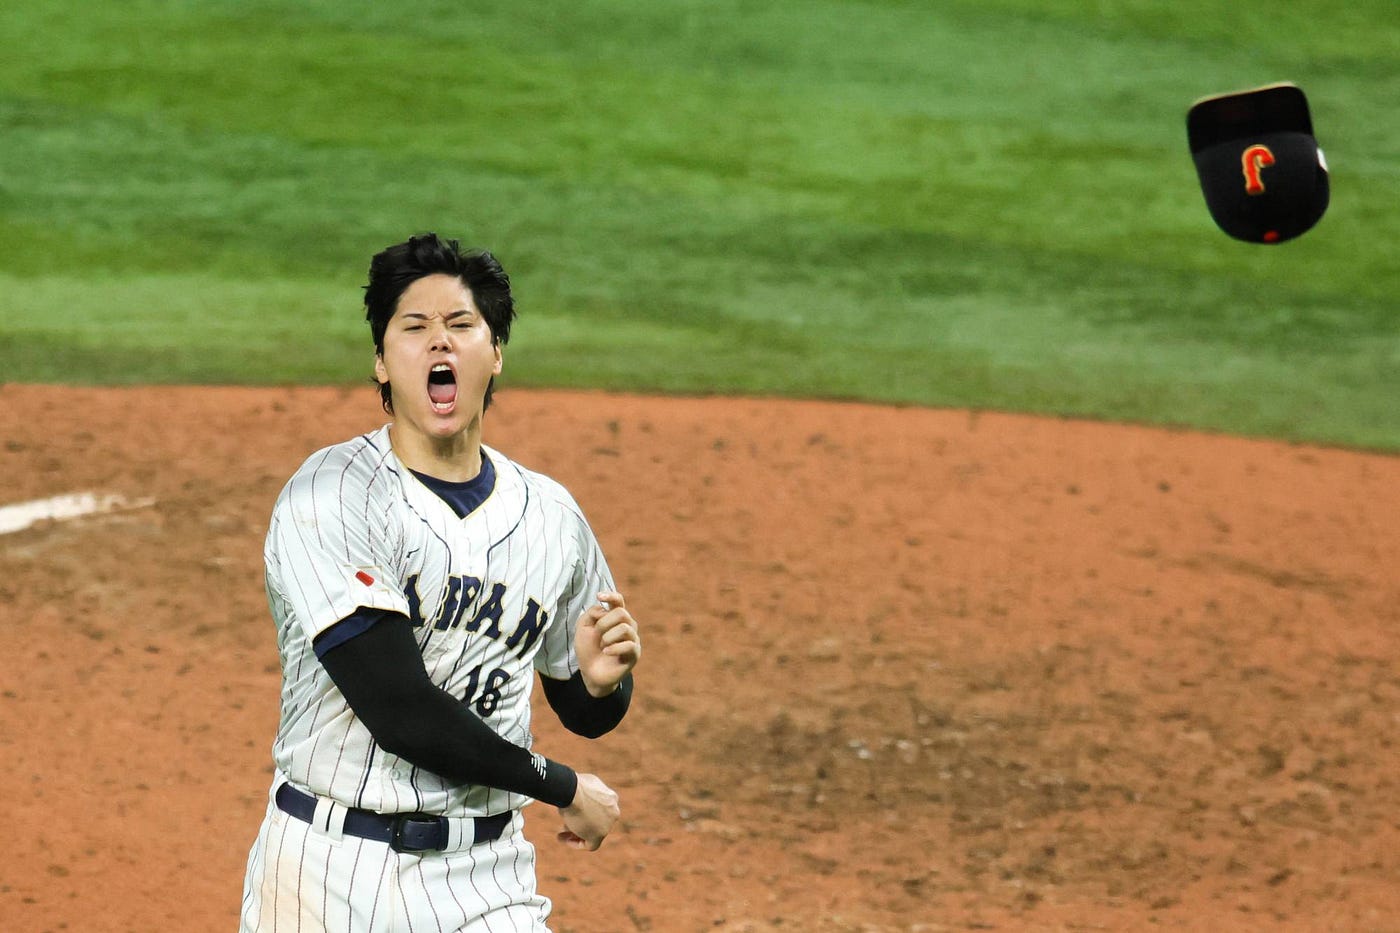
[541,670,633,738]
[315,608,578,808]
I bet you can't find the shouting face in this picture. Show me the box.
[374,273,503,447]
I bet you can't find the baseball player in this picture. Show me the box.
[238,233,641,931]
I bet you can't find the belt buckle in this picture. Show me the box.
[389,813,448,854]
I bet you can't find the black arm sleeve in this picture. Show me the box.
[316,609,578,808]
[541,670,634,739]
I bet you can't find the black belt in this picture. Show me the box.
[275,783,511,853]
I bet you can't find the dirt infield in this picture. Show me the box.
[3,384,1398,932]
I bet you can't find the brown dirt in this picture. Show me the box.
[2,383,1399,932]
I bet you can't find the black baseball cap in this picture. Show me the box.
[1187,83,1329,244]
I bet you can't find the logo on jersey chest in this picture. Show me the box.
[404,573,549,657]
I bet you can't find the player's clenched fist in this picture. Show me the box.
[575,590,641,698]
[557,772,620,850]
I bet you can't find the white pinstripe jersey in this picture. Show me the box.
[263,424,612,819]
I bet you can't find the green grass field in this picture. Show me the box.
[2,0,1397,449]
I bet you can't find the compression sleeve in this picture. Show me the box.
[541,670,633,739]
[316,609,578,808]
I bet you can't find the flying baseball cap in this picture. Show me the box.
[1187,82,1329,244]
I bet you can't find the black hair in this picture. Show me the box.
[363,233,517,413]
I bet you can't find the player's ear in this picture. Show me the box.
[374,352,389,386]
[492,342,503,376]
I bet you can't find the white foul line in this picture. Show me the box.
[0,492,157,536]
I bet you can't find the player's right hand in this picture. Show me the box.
[557,772,620,851]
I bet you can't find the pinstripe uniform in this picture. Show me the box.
[239,424,612,931]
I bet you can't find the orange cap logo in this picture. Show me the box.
[1241,144,1276,195]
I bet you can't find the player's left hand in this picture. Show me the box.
[575,590,640,697]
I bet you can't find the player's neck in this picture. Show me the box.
[388,419,486,483]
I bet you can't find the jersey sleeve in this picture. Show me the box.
[265,444,410,645]
[533,498,614,680]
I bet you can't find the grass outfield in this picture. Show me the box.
[1,0,1397,450]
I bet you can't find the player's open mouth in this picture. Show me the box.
[428,363,457,413]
